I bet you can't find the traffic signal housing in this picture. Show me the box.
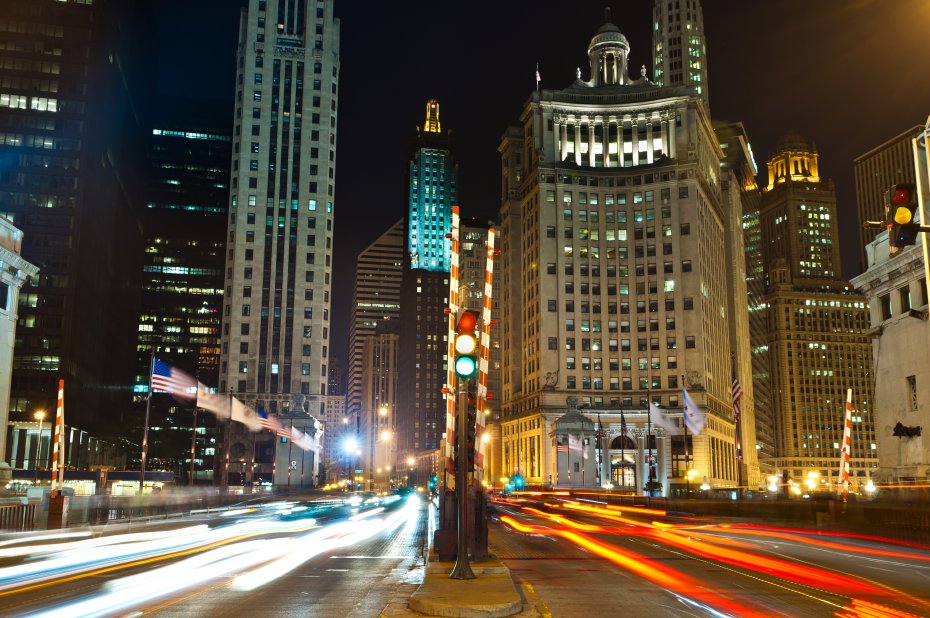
[453,310,479,379]
[885,183,919,251]
[466,393,477,470]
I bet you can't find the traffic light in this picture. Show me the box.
[453,310,479,379]
[885,183,919,251]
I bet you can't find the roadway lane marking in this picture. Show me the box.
[326,569,349,572]
[329,555,411,559]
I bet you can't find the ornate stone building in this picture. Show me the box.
[497,12,752,495]
[755,134,877,493]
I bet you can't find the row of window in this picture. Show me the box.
[552,336,696,352]
[546,186,689,205]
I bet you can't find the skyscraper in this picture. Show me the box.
[714,121,762,488]
[407,100,457,272]
[652,0,710,110]
[347,219,403,429]
[397,101,458,460]
[219,0,340,486]
[756,134,877,491]
[853,124,923,270]
[0,0,152,434]
[135,97,231,478]
[498,11,742,494]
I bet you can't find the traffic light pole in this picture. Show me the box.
[450,376,475,580]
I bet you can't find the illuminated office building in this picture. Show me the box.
[397,100,458,459]
[0,0,151,434]
[134,98,231,477]
[652,0,709,110]
[853,124,923,270]
[347,219,402,432]
[498,12,745,494]
[407,100,457,272]
[218,0,340,486]
[757,134,877,491]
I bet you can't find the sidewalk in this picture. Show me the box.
[380,514,534,618]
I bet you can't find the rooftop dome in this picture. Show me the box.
[776,131,814,153]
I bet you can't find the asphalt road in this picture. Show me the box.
[492,495,930,617]
[0,495,429,618]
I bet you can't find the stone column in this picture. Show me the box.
[668,112,677,159]
[574,120,582,166]
[637,435,647,495]
[646,120,654,164]
[618,119,626,168]
[561,121,568,164]
[602,121,610,168]
[632,119,640,167]
[553,117,562,163]
[588,120,596,167]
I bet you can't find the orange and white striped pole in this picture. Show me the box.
[838,388,852,502]
[443,206,461,487]
[474,228,495,485]
[50,379,64,499]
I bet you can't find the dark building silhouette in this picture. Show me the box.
[0,0,154,440]
[134,97,231,478]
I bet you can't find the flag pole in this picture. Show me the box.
[189,408,197,486]
[646,387,652,496]
[731,353,743,499]
[681,374,690,497]
[142,350,154,491]
[620,401,627,490]
[223,392,232,489]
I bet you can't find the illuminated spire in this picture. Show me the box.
[423,99,441,133]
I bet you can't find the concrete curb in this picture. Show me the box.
[405,560,523,618]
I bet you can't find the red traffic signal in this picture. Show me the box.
[884,183,919,251]
[456,310,479,333]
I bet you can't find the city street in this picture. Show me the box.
[2,493,929,617]
[493,495,930,617]
[0,495,427,617]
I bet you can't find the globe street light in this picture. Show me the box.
[33,410,45,483]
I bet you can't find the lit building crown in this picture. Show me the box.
[423,99,441,133]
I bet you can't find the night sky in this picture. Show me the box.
[156,0,930,367]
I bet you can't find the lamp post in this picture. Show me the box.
[33,410,45,483]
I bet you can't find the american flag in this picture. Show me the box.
[152,359,196,399]
[256,408,285,434]
[731,376,743,424]
[556,441,568,453]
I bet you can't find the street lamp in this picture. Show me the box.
[686,468,699,497]
[33,410,45,483]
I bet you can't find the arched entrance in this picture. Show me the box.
[609,434,637,489]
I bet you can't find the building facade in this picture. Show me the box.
[321,392,345,480]
[458,217,503,482]
[218,0,341,486]
[652,0,709,111]
[407,100,457,272]
[135,98,231,479]
[346,219,402,432]
[0,0,151,435]
[0,217,39,465]
[756,134,877,493]
[397,100,458,462]
[498,13,743,495]
[714,121,762,488]
[362,328,399,489]
[852,234,929,492]
[853,125,923,269]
